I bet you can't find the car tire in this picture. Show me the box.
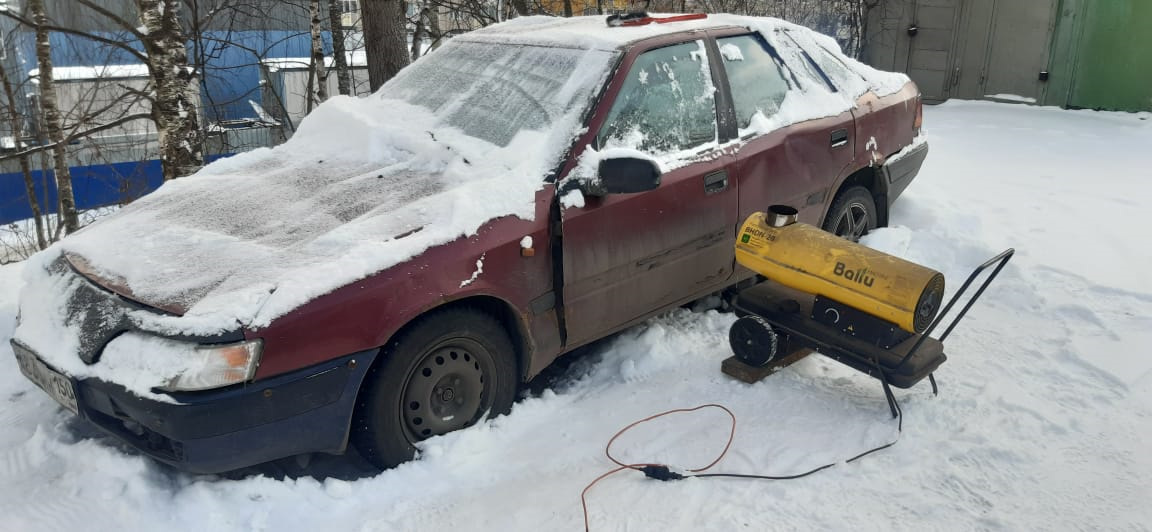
[353,308,518,470]
[822,186,878,242]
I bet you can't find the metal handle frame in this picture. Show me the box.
[896,248,1016,369]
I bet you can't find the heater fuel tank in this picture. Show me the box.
[735,207,945,333]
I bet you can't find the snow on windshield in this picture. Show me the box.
[387,41,603,148]
[19,38,617,341]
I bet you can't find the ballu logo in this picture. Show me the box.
[833,262,875,287]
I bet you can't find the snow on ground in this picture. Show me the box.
[1,100,1150,530]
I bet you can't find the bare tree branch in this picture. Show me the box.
[75,0,149,40]
[0,113,155,163]
[0,10,152,63]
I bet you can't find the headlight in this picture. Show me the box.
[162,340,263,392]
[100,333,264,394]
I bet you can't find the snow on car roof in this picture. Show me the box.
[458,14,741,50]
[462,14,809,51]
[462,14,908,97]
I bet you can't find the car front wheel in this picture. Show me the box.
[353,308,518,469]
[822,186,877,242]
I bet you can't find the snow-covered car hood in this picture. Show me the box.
[37,40,620,335]
[61,149,445,317]
[48,102,557,334]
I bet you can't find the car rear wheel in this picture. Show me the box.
[353,308,517,469]
[822,186,877,242]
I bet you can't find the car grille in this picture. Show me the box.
[52,258,136,365]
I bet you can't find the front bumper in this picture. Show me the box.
[13,340,377,474]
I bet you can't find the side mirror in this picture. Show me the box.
[582,156,662,196]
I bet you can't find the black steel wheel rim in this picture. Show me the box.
[400,339,492,442]
[833,202,870,241]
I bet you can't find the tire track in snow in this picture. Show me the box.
[10,492,98,532]
[1029,266,1152,390]
[896,251,1152,530]
[0,435,123,532]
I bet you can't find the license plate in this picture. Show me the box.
[14,345,79,415]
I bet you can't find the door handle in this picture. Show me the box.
[831,129,849,148]
[704,170,728,195]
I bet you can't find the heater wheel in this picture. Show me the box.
[729,315,779,367]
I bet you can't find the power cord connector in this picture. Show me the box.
[639,465,685,481]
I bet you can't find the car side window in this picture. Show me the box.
[597,40,717,154]
[716,34,792,130]
[781,30,867,93]
[769,29,835,92]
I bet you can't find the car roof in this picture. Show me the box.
[456,14,778,51]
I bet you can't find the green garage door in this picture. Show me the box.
[1053,0,1152,112]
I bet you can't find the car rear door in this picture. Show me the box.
[714,29,858,226]
[559,38,739,347]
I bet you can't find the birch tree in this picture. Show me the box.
[28,0,79,233]
[306,0,328,110]
[327,0,352,96]
[410,1,425,62]
[0,61,48,249]
[136,0,203,180]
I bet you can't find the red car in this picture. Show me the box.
[11,14,926,473]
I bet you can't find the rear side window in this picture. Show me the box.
[598,40,717,154]
[780,29,868,95]
[717,34,791,130]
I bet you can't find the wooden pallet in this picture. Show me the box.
[720,348,813,384]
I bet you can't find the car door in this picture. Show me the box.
[715,30,857,226]
[560,38,739,347]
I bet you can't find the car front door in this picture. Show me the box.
[560,38,739,347]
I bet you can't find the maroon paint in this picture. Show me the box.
[245,26,923,386]
[248,187,557,379]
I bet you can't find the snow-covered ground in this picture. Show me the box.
[1,100,1150,530]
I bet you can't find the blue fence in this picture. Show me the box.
[0,159,160,224]
[0,155,236,225]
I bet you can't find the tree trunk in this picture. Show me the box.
[136,0,204,181]
[327,0,353,96]
[308,0,328,111]
[411,3,426,62]
[362,0,411,92]
[426,6,442,51]
[510,0,530,16]
[29,0,79,234]
[0,60,48,248]
[563,0,573,17]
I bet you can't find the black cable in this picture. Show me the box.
[586,393,910,530]
[691,462,838,480]
[643,393,902,483]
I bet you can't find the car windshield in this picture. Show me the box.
[382,40,619,147]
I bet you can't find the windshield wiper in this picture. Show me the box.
[426,131,471,165]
